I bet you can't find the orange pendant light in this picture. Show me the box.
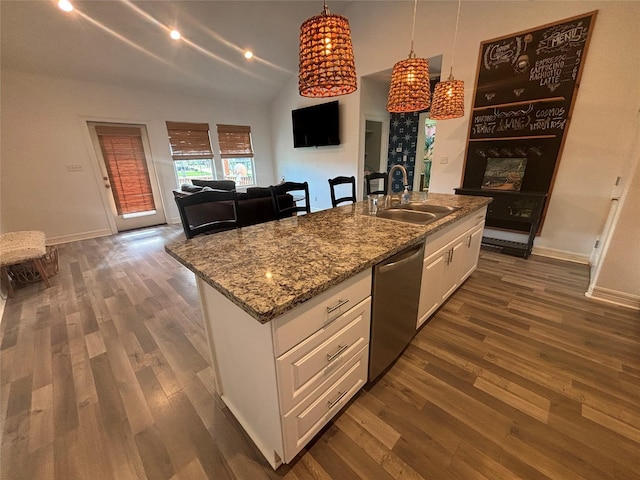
[387,0,431,113]
[430,0,465,120]
[298,1,357,97]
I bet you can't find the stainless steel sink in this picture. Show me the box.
[376,209,438,225]
[400,203,461,214]
[376,203,460,225]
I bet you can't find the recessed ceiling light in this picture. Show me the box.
[170,30,181,40]
[58,0,73,12]
[244,51,254,60]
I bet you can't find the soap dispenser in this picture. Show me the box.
[401,186,410,204]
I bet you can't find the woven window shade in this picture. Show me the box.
[216,125,253,158]
[166,122,213,160]
[298,7,357,98]
[95,126,156,215]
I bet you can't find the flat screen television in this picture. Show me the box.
[292,101,340,148]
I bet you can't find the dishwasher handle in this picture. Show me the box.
[378,243,424,274]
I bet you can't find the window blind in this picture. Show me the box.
[166,122,213,160]
[95,126,156,215]
[216,124,253,158]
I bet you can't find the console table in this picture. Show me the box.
[455,189,547,259]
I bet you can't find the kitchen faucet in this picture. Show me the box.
[387,164,409,204]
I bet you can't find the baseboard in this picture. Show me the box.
[585,286,640,311]
[531,245,590,265]
[46,228,113,245]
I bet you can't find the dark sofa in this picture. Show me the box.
[173,180,293,234]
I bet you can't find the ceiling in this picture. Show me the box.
[1,1,364,104]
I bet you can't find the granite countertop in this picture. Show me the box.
[165,192,490,323]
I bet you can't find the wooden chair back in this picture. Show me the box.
[174,190,239,239]
[364,172,388,196]
[328,176,357,207]
[270,182,311,219]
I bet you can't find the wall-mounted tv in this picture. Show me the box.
[292,100,340,148]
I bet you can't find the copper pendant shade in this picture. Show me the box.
[430,72,465,119]
[386,0,430,113]
[298,2,357,98]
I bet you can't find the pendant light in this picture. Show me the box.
[298,1,357,97]
[386,0,430,113]
[430,0,465,120]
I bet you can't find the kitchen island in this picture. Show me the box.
[165,192,490,468]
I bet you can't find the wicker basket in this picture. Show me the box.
[8,245,59,284]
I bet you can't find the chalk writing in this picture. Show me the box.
[471,101,569,139]
[536,22,589,54]
[483,37,522,70]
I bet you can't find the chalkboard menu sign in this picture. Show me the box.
[460,11,597,231]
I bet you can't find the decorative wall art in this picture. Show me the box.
[482,157,527,191]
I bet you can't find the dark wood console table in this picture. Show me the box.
[455,189,547,259]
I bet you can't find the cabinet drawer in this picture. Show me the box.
[272,269,372,356]
[423,207,487,258]
[282,345,368,463]
[276,297,370,413]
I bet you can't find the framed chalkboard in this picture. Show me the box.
[460,11,597,233]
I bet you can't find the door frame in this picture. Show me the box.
[81,117,167,234]
[361,114,390,199]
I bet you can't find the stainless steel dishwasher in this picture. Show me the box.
[369,241,424,381]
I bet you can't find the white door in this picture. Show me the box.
[88,122,166,232]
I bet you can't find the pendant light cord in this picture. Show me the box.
[409,0,418,56]
[449,0,462,79]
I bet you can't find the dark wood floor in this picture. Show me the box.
[1,225,639,480]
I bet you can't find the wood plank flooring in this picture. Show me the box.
[1,225,639,479]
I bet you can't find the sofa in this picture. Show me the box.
[173,180,294,234]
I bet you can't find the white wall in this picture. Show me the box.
[0,70,276,243]
[270,77,360,211]
[587,154,640,309]
[270,1,640,263]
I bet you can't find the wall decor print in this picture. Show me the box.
[482,157,527,191]
[459,11,596,233]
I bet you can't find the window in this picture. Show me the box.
[166,122,215,185]
[95,126,156,215]
[216,124,255,187]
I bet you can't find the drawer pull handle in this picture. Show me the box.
[326,344,349,363]
[327,390,347,410]
[326,299,349,315]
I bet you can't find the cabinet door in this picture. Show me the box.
[459,223,484,282]
[441,238,465,302]
[417,248,447,328]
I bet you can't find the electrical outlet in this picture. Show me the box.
[65,164,84,172]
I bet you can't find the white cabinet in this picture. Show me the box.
[197,269,371,469]
[459,222,484,282]
[418,248,447,322]
[417,207,486,328]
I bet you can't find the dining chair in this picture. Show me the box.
[174,190,240,239]
[328,176,357,207]
[270,181,311,219]
[364,172,388,196]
